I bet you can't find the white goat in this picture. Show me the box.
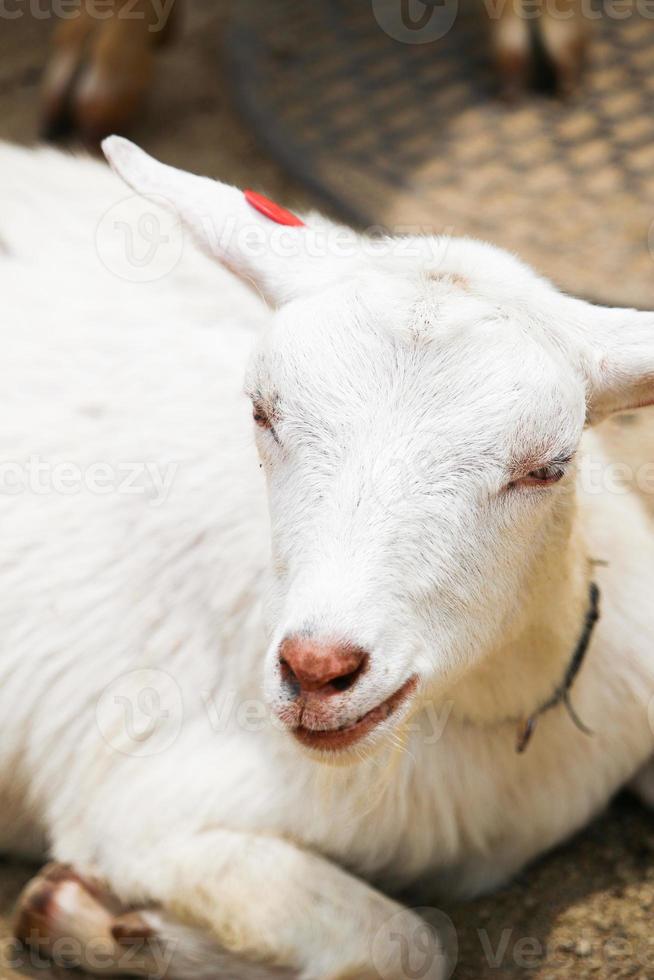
[1,137,654,980]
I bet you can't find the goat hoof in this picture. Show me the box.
[112,910,155,944]
[14,863,118,960]
[13,864,170,976]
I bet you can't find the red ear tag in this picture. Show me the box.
[244,189,305,227]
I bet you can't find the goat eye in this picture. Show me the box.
[252,404,271,429]
[512,464,566,490]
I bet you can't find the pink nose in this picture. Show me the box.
[278,637,368,696]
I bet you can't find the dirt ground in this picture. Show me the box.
[1,5,654,979]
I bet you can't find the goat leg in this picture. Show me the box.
[41,0,181,144]
[13,862,296,979]
[490,0,588,97]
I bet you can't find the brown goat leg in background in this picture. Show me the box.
[490,0,588,97]
[41,0,181,144]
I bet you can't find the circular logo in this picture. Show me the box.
[95,194,184,283]
[371,906,458,980]
[371,0,459,44]
[96,668,184,757]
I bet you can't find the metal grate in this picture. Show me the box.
[226,0,654,308]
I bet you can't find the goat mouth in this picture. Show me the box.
[292,676,418,752]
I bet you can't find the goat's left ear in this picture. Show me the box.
[578,304,654,424]
[102,137,353,307]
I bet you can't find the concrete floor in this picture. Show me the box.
[1,7,654,980]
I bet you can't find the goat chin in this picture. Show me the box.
[1,140,654,980]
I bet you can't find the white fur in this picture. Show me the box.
[1,138,654,980]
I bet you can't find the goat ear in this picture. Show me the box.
[102,137,324,307]
[581,305,654,424]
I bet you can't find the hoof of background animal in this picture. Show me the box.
[13,863,161,975]
[492,7,588,98]
[41,0,179,144]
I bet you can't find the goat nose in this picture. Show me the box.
[278,637,368,696]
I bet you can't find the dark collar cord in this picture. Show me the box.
[516,582,601,754]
